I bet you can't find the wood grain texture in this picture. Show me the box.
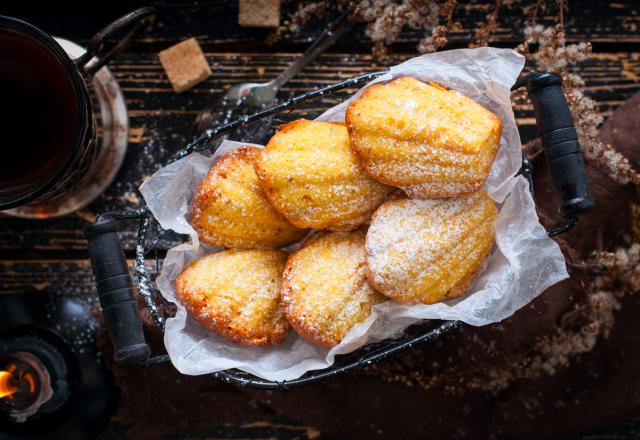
[1,3,639,438]
[0,259,162,297]
[2,0,639,50]
[0,51,638,255]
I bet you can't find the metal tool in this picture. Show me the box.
[191,9,352,136]
[85,70,593,390]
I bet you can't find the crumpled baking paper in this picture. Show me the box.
[139,47,569,381]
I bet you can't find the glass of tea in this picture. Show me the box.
[0,7,156,218]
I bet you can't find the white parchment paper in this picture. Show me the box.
[140,48,569,381]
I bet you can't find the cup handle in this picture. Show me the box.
[75,6,157,77]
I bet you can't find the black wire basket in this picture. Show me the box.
[84,70,593,390]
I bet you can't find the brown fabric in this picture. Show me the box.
[531,140,635,260]
[251,292,640,440]
[598,93,640,164]
[100,326,274,440]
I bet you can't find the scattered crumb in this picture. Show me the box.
[74,210,96,223]
[122,191,140,205]
[128,125,147,144]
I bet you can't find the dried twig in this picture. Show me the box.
[472,0,503,47]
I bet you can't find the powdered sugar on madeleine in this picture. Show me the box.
[346,77,502,199]
[366,189,498,304]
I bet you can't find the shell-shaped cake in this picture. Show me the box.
[175,249,290,346]
[366,189,498,304]
[281,230,386,348]
[346,76,502,199]
[254,119,394,231]
[190,147,307,249]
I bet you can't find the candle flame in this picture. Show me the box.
[0,364,18,399]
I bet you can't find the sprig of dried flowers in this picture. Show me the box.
[354,0,441,59]
[272,0,459,58]
[519,23,640,186]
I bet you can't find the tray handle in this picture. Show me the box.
[515,72,594,235]
[84,216,150,364]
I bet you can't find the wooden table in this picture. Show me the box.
[1,1,640,438]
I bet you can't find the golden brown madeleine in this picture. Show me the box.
[346,77,502,199]
[175,249,290,346]
[190,147,307,248]
[366,189,498,304]
[254,119,393,231]
[281,230,386,348]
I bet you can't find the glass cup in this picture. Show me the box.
[0,7,156,218]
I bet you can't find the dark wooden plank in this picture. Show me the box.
[0,259,164,297]
[0,260,97,296]
[2,0,639,52]
[100,415,338,440]
[0,51,638,255]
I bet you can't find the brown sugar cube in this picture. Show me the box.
[159,38,212,93]
[238,0,280,28]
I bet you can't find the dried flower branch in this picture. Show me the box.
[267,0,334,44]
[518,22,640,186]
[471,0,502,47]
[418,0,459,53]
[353,0,443,59]
[589,244,640,293]
[275,1,462,60]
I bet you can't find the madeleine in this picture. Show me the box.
[346,77,502,199]
[255,119,393,231]
[190,146,307,249]
[175,249,290,346]
[366,189,497,304]
[281,230,386,348]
